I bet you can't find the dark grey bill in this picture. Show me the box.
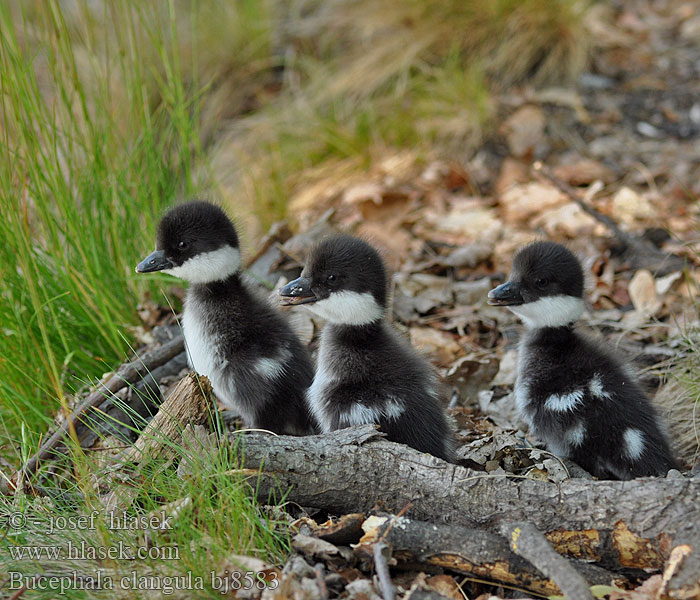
[278,277,317,306]
[135,249,175,273]
[487,281,523,306]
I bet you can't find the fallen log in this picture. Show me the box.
[234,425,700,599]
[355,515,617,598]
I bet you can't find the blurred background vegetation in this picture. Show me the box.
[0,0,596,457]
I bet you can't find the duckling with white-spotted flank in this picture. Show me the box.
[279,235,455,461]
[136,201,317,435]
[488,241,678,480]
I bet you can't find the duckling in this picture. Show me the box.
[488,241,678,479]
[279,235,455,461]
[136,201,316,435]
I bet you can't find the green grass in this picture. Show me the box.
[0,0,203,451]
[2,420,290,599]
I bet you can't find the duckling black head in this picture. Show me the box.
[488,241,585,328]
[136,201,241,284]
[279,235,386,325]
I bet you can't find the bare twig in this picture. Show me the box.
[532,163,684,275]
[500,522,593,600]
[373,541,395,600]
[533,162,632,243]
[17,336,185,484]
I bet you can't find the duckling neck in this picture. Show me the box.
[326,319,385,345]
[524,323,578,347]
[191,272,243,297]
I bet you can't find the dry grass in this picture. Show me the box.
[209,0,594,239]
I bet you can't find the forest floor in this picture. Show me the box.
[7,1,700,599]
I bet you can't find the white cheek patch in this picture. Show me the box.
[306,290,384,325]
[164,246,241,284]
[623,428,645,461]
[544,389,584,412]
[589,374,612,400]
[509,295,584,329]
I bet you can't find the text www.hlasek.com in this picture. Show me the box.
[9,540,180,561]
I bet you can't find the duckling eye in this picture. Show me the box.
[535,278,548,288]
[178,241,187,250]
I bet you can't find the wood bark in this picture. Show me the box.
[234,425,700,598]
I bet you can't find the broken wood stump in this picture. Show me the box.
[101,372,213,513]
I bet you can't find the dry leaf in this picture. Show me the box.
[611,187,656,226]
[500,182,564,224]
[628,269,661,316]
[500,105,545,157]
[409,327,461,365]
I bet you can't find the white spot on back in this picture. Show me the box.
[544,389,584,412]
[339,398,406,427]
[623,428,645,461]
[255,347,291,379]
[589,374,612,400]
[343,403,382,426]
[306,290,384,325]
[163,246,241,284]
[384,398,405,420]
[509,295,584,329]
[565,421,586,447]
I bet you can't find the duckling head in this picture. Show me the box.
[488,241,584,328]
[136,201,241,285]
[279,234,386,325]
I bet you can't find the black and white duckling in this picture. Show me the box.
[488,241,678,480]
[136,200,316,435]
[278,235,455,461]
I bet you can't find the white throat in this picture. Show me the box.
[509,295,584,329]
[163,245,241,284]
[306,290,384,325]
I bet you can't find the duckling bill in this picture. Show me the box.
[279,234,455,461]
[136,200,317,435]
[489,241,678,479]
